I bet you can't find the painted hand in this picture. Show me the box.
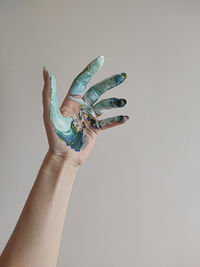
[42,56,129,166]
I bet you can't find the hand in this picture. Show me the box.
[42,56,129,166]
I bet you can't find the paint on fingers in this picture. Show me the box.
[69,55,104,96]
[48,71,88,152]
[93,97,127,116]
[89,115,129,129]
[84,72,127,105]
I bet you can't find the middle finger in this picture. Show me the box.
[83,72,127,105]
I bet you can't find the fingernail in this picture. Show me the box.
[43,66,50,83]
[43,66,48,73]
[121,72,127,79]
[118,99,127,107]
[93,55,104,66]
[118,115,129,122]
[125,115,129,120]
[97,55,104,64]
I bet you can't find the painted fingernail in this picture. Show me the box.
[115,73,127,84]
[121,72,127,79]
[97,55,104,64]
[91,55,104,66]
[117,115,130,123]
[118,99,127,107]
[117,115,126,122]
[43,66,48,73]
[42,66,49,82]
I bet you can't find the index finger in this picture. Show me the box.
[68,55,104,97]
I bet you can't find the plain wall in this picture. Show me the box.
[1,0,200,266]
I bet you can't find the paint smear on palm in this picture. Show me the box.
[49,70,87,152]
[45,56,128,152]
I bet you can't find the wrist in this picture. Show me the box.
[46,149,81,169]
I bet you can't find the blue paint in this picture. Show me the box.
[55,121,84,152]
[49,71,87,152]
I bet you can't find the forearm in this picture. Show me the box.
[0,150,79,267]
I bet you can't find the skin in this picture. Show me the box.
[48,55,129,160]
[0,56,129,267]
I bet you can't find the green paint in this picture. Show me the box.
[90,115,129,129]
[83,73,127,105]
[69,55,104,96]
[49,71,88,152]
[44,56,128,151]
[93,97,127,116]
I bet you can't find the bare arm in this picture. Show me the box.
[0,56,129,267]
[0,151,78,267]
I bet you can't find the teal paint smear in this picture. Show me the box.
[49,71,73,132]
[69,96,96,117]
[93,97,127,116]
[69,55,104,96]
[69,95,100,128]
[47,58,128,148]
[90,115,129,129]
[49,71,87,152]
[84,72,127,105]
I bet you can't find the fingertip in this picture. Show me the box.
[43,66,48,72]
[98,55,104,63]
[118,115,130,123]
[94,55,104,68]
[121,72,127,79]
[42,66,49,82]
[118,98,127,107]
[115,73,127,84]
[124,115,130,120]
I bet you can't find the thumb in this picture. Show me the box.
[42,66,51,114]
[42,66,50,85]
[43,66,46,81]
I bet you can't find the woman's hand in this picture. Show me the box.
[42,56,129,166]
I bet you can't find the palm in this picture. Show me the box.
[42,56,129,165]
